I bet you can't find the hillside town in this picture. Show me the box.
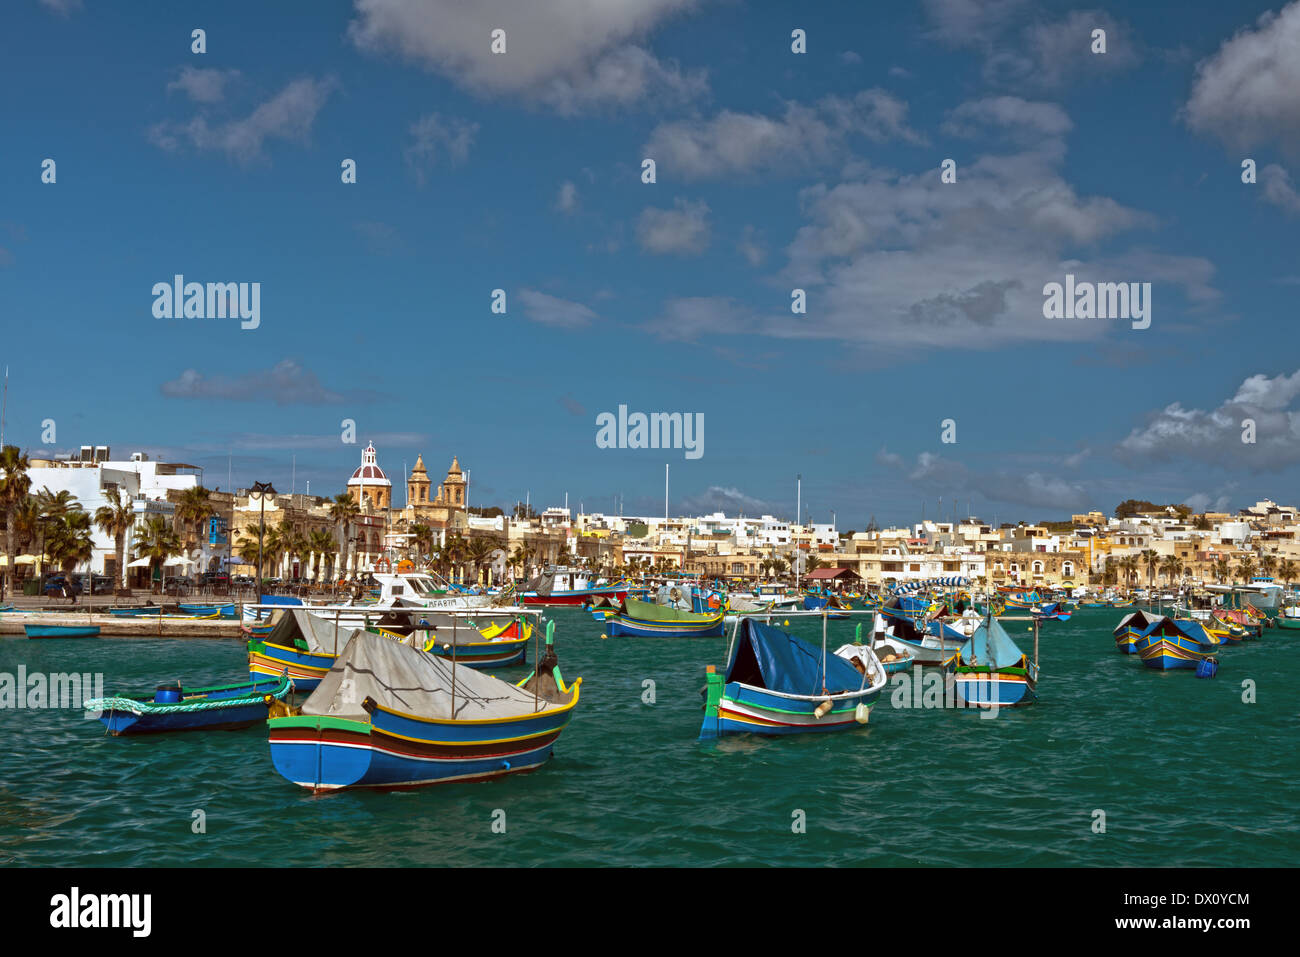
[1,441,1296,597]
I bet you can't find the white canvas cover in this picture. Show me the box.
[286,610,367,655]
[300,631,561,721]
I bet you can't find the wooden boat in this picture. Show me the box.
[802,592,851,619]
[701,617,887,739]
[248,610,361,690]
[1275,613,1300,631]
[1113,610,1165,654]
[1135,618,1219,670]
[85,673,292,735]
[835,642,912,674]
[943,612,1038,707]
[873,603,965,664]
[608,597,724,637]
[267,626,580,792]
[374,615,532,668]
[25,624,100,638]
[1212,608,1260,639]
[519,566,628,607]
[178,602,237,619]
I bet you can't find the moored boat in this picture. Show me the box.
[85,673,292,734]
[25,624,100,638]
[943,612,1038,707]
[607,597,724,637]
[248,610,362,690]
[1135,618,1219,670]
[266,628,580,792]
[701,617,887,739]
[1113,610,1165,654]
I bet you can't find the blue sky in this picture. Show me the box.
[3,0,1300,527]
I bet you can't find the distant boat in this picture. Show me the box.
[943,612,1038,707]
[25,624,100,638]
[1113,610,1165,654]
[607,597,724,637]
[178,602,237,619]
[1135,618,1219,670]
[701,617,887,739]
[519,566,628,607]
[86,673,292,734]
[267,628,580,792]
[836,642,912,675]
[372,614,532,669]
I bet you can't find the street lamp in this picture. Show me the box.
[252,481,276,606]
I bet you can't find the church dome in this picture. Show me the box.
[347,443,391,487]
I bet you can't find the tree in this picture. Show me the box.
[0,446,33,598]
[308,529,336,580]
[1141,549,1159,586]
[1235,557,1256,584]
[1260,551,1278,578]
[328,492,360,578]
[46,508,94,575]
[1159,555,1183,585]
[132,515,181,588]
[1213,557,1230,584]
[173,486,213,560]
[1279,559,1297,588]
[805,554,824,573]
[510,540,535,580]
[409,524,434,563]
[94,490,135,589]
[34,486,78,520]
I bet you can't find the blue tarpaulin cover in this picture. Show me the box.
[724,619,865,695]
[959,614,1025,669]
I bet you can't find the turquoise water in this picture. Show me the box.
[1,606,1295,867]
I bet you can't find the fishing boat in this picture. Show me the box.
[835,642,912,675]
[802,591,851,619]
[178,602,237,619]
[873,602,965,664]
[1275,607,1300,631]
[943,612,1038,707]
[1113,610,1166,654]
[24,624,100,638]
[586,595,623,621]
[700,617,887,739]
[607,597,724,637]
[1134,617,1219,671]
[372,613,533,669]
[1212,608,1260,639]
[266,626,580,792]
[85,673,293,735]
[519,566,628,607]
[248,610,363,690]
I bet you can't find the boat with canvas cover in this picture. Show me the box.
[1135,617,1219,670]
[519,566,628,607]
[367,608,533,668]
[943,612,1038,707]
[607,597,724,637]
[86,673,292,734]
[247,609,365,690]
[266,627,580,792]
[701,617,887,739]
[1113,609,1165,654]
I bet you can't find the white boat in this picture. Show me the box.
[871,611,965,664]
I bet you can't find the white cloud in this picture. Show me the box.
[1185,1,1300,157]
[404,113,478,185]
[518,289,599,328]
[1117,368,1300,469]
[879,449,1092,511]
[39,0,82,16]
[348,0,705,114]
[148,76,337,165]
[679,485,777,515]
[1260,163,1300,215]
[637,198,711,255]
[161,359,382,405]
[644,89,924,180]
[737,225,766,266]
[166,67,240,104]
[941,96,1073,139]
[554,180,579,214]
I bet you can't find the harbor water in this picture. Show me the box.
[1,606,1294,866]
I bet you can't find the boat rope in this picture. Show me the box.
[86,676,292,715]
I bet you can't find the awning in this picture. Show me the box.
[0,555,37,566]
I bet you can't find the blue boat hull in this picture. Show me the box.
[25,625,100,638]
[607,615,723,637]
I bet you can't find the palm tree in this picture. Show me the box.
[328,492,360,578]
[34,486,78,520]
[94,490,135,589]
[1141,548,1159,587]
[409,524,434,564]
[0,445,32,599]
[1235,557,1256,584]
[46,509,94,576]
[1260,551,1278,578]
[1213,557,1231,584]
[132,515,181,589]
[1278,559,1297,588]
[510,541,535,580]
[465,537,494,584]
[805,554,824,573]
[441,533,468,582]
[1159,555,1184,585]
[234,532,264,576]
[173,486,213,561]
[308,529,336,580]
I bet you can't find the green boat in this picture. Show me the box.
[1275,614,1300,631]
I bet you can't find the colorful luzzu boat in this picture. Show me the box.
[267,627,580,792]
[1134,617,1219,670]
[1113,610,1165,654]
[375,616,532,668]
[86,673,292,735]
[607,598,724,637]
[1212,608,1260,639]
[248,610,360,690]
[700,618,887,739]
[178,602,237,619]
[943,613,1037,707]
